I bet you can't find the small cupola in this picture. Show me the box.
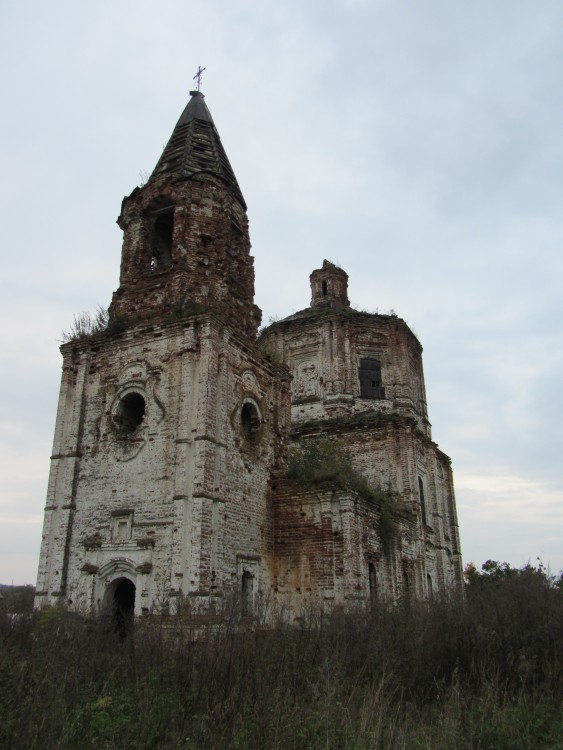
[310,260,350,308]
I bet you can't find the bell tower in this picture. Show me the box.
[35,90,290,618]
[110,90,261,339]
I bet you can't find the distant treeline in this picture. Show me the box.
[0,584,35,613]
[1,562,562,749]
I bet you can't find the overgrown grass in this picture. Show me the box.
[61,300,210,344]
[61,307,130,343]
[61,306,110,342]
[2,568,561,749]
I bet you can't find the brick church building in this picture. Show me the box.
[35,90,463,621]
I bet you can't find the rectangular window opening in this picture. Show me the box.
[359,358,385,399]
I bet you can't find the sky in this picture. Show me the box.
[1,0,562,585]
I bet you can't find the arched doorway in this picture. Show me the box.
[107,577,136,635]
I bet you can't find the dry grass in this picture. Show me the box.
[1,569,562,749]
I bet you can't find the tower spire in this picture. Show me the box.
[111,90,259,338]
[149,88,246,208]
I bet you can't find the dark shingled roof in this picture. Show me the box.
[150,91,246,209]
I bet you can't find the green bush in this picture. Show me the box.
[287,437,398,550]
[287,437,352,485]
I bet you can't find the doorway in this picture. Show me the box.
[110,578,136,635]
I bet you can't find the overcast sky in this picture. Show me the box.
[1,0,562,585]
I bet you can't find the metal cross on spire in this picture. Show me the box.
[193,65,206,92]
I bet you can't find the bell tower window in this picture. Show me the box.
[149,208,174,269]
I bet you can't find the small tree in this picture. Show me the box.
[465,558,562,589]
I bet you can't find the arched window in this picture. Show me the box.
[241,401,261,443]
[418,476,427,526]
[148,207,174,269]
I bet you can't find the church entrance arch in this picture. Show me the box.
[104,577,136,635]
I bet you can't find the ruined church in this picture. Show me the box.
[35,90,463,620]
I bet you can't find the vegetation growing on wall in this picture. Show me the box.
[62,307,111,342]
[287,437,398,549]
[61,299,209,344]
[164,300,207,323]
[61,307,129,343]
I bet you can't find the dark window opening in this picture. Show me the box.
[150,210,174,268]
[418,476,427,526]
[322,280,328,296]
[359,358,385,399]
[427,573,433,600]
[241,402,261,443]
[115,393,145,433]
[241,570,254,614]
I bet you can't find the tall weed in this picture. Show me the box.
[0,573,561,749]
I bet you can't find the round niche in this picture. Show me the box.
[241,400,262,443]
[114,392,146,433]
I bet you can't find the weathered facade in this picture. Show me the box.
[36,91,462,621]
[262,262,463,610]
